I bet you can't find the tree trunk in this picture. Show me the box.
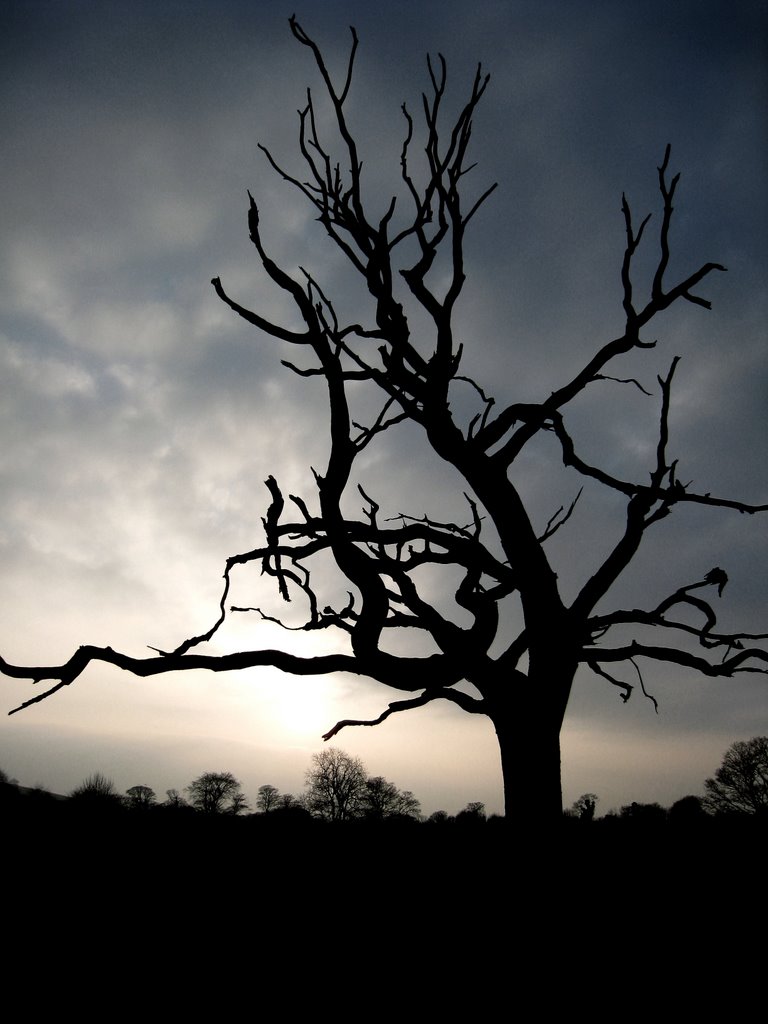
[493,714,563,825]
[489,668,575,826]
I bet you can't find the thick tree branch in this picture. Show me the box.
[3,643,467,717]
[582,642,768,676]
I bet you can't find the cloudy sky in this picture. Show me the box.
[1,0,765,814]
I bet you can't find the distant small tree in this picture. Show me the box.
[456,801,486,824]
[70,772,118,801]
[669,794,707,823]
[228,790,250,816]
[125,785,156,810]
[704,737,768,816]
[164,788,187,808]
[394,790,421,821]
[69,772,123,815]
[257,784,281,814]
[361,776,421,820]
[619,801,667,824]
[569,793,598,821]
[186,771,246,815]
[305,748,366,821]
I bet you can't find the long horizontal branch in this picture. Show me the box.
[2,646,457,715]
[588,574,768,651]
[581,641,768,676]
[589,608,766,650]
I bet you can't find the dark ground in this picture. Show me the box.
[3,784,763,1005]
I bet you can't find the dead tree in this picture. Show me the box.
[2,18,766,822]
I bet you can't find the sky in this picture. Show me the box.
[0,0,766,815]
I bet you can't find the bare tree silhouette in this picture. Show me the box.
[569,794,598,822]
[256,784,281,814]
[125,785,156,810]
[361,776,421,821]
[304,748,367,822]
[186,771,247,815]
[704,737,768,815]
[2,18,766,822]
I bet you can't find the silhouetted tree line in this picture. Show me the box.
[2,738,766,847]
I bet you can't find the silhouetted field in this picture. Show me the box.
[5,779,763,1001]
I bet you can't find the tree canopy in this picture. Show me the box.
[125,785,156,810]
[186,771,248,815]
